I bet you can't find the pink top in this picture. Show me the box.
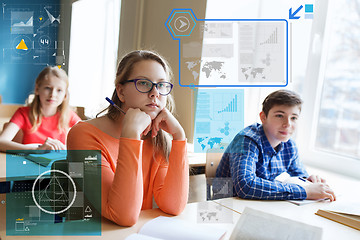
[10,106,80,144]
[67,121,189,226]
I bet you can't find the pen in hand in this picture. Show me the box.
[298,177,312,184]
[105,97,126,114]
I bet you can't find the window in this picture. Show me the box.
[315,0,360,159]
[192,0,314,153]
[297,0,360,178]
[68,0,121,117]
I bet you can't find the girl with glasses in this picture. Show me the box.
[67,50,188,226]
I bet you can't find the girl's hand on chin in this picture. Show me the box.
[151,108,185,140]
[121,108,152,140]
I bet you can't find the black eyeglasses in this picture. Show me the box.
[124,78,173,96]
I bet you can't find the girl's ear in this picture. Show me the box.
[63,90,69,101]
[116,84,125,103]
[34,85,39,95]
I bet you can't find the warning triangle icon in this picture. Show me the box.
[16,39,28,50]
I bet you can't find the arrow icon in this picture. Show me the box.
[289,5,303,19]
[179,19,187,29]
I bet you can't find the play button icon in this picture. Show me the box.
[166,10,197,37]
[179,19,187,29]
[174,16,190,32]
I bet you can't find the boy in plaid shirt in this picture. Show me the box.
[216,90,336,201]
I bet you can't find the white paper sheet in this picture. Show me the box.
[139,216,226,240]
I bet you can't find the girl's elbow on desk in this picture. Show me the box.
[110,213,140,227]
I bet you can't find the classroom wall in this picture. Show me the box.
[58,0,75,74]
[118,0,207,143]
[0,0,60,104]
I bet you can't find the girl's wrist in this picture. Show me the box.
[121,129,141,140]
[172,129,186,141]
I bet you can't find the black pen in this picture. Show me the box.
[105,97,126,114]
[298,177,311,183]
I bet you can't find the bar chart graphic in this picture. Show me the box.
[214,93,242,121]
[194,89,244,153]
[218,95,238,114]
[260,27,278,45]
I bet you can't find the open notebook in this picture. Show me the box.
[230,207,322,240]
[25,151,67,167]
[316,202,360,231]
[125,216,226,240]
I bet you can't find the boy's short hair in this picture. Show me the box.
[262,90,303,116]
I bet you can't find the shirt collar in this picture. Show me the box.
[259,124,283,155]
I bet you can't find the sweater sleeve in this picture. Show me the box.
[153,140,189,215]
[104,137,144,226]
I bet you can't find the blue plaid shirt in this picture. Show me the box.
[216,123,308,200]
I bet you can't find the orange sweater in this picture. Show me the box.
[67,121,189,226]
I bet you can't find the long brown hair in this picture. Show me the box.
[99,50,175,160]
[28,66,70,133]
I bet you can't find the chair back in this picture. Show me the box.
[205,149,224,178]
[74,106,87,120]
[0,104,23,118]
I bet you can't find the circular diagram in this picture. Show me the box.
[32,169,77,215]
[174,16,190,32]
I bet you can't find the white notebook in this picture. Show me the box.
[230,207,322,240]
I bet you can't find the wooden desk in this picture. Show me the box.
[0,193,239,239]
[0,117,11,131]
[188,152,206,168]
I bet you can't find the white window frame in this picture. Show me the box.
[296,0,360,179]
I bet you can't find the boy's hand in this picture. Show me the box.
[303,183,336,201]
[307,174,326,183]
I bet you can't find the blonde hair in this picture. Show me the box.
[28,66,70,133]
[100,50,175,160]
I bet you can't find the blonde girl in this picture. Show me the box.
[0,66,80,152]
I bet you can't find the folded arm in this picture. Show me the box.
[230,139,307,200]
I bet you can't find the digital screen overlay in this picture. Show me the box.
[193,89,244,153]
[5,150,101,236]
[165,8,288,88]
[2,3,65,66]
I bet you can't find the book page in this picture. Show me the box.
[230,207,322,240]
[324,202,360,216]
[125,233,161,240]
[139,216,226,240]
